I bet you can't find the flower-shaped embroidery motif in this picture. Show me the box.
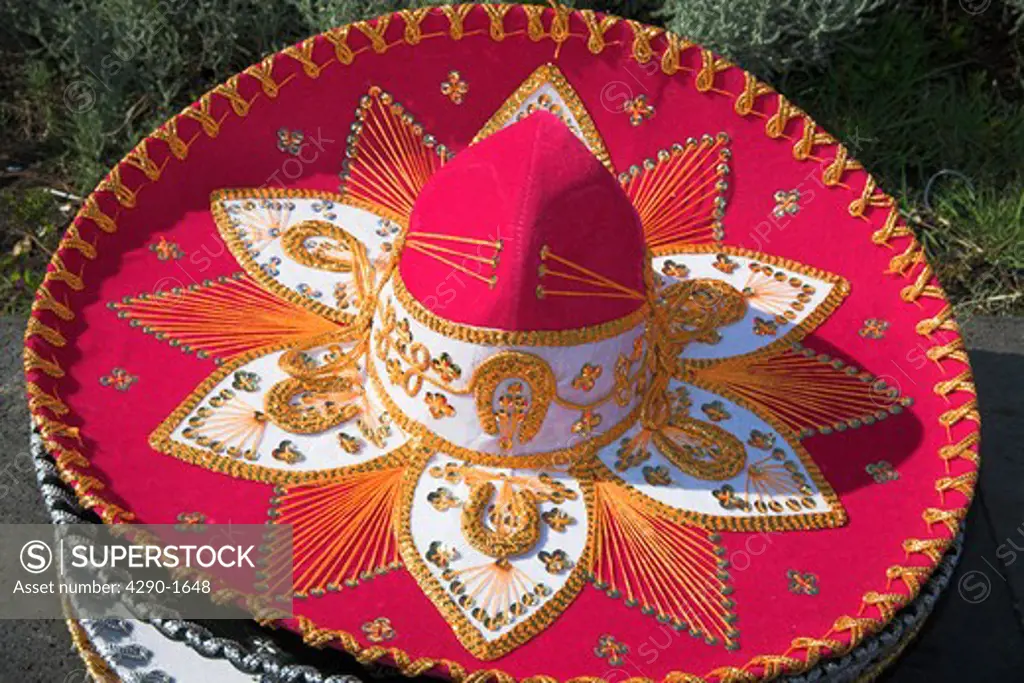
[338,433,362,454]
[773,189,801,218]
[541,508,575,532]
[701,400,731,422]
[175,511,209,530]
[642,465,672,486]
[277,128,304,155]
[100,368,138,392]
[661,259,689,279]
[425,392,455,419]
[866,461,899,483]
[571,409,602,436]
[859,318,890,339]
[361,617,396,643]
[271,440,303,464]
[623,95,654,126]
[594,634,629,666]
[441,71,469,104]
[787,570,819,596]
[431,352,462,382]
[429,461,464,484]
[427,487,460,512]
[538,549,573,574]
[149,236,184,261]
[425,541,458,568]
[232,371,261,392]
[572,363,603,391]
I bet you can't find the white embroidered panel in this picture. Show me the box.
[164,344,407,475]
[407,453,588,642]
[596,379,837,523]
[214,195,400,318]
[370,278,647,456]
[652,250,844,361]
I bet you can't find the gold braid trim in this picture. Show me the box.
[936,472,978,499]
[902,537,951,563]
[734,72,773,116]
[32,283,74,320]
[484,4,511,41]
[695,49,731,92]
[97,166,136,208]
[765,95,800,139]
[24,7,978,683]
[916,304,959,335]
[628,20,662,64]
[661,32,693,75]
[24,316,66,347]
[356,16,391,53]
[179,94,220,137]
[123,140,161,181]
[705,668,755,683]
[938,431,980,468]
[822,145,862,186]
[885,564,931,596]
[214,74,251,116]
[152,118,189,160]
[283,37,323,77]
[400,7,431,44]
[81,195,117,233]
[792,118,835,161]
[244,56,281,98]
[848,176,893,218]
[523,4,546,41]
[35,413,79,442]
[870,207,912,245]
[934,369,975,397]
[579,9,618,54]
[859,592,907,621]
[48,254,83,291]
[441,4,474,40]
[24,346,64,378]
[926,337,970,364]
[923,507,967,533]
[26,381,68,416]
[323,27,356,65]
[62,224,97,259]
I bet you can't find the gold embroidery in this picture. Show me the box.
[473,63,613,173]
[280,220,363,273]
[30,9,978,683]
[340,86,449,223]
[392,271,649,347]
[537,244,644,302]
[462,480,541,560]
[652,417,747,481]
[621,133,731,247]
[473,352,556,451]
[264,373,362,434]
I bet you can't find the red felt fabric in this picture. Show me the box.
[23,6,978,682]
[403,110,645,329]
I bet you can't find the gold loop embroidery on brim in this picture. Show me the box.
[650,416,747,481]
[391,271,649,347]
[280,220,361,273]
[461,480,542,560]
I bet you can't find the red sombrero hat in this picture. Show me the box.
[26,4,979,681]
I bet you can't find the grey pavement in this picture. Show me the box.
[0,315,1021,682]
